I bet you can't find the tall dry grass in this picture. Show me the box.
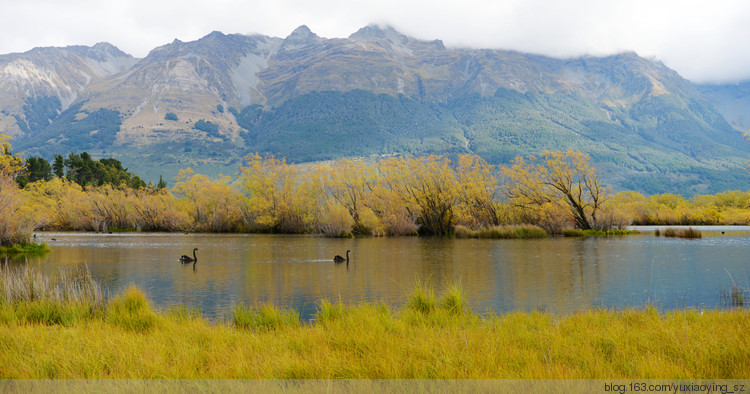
[657,227,703,239]
[0,264,104,308]
[0,264,106,325]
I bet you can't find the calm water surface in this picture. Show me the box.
[6,229,750,319]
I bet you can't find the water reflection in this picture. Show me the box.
[7,231,749,320]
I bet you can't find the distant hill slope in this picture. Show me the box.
[2,25,749,195]
[697,81,750,133]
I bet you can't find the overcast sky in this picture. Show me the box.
[1,0,749,83]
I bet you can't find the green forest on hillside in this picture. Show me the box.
[14,88,750,196]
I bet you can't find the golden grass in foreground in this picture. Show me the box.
[1,285,748,379]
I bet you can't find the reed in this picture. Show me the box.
[661,227,702,239]
[721,269,747,308]
[164,304,203,323]
[722,286,746,307]
[0,264,105,307]
[407,279,436,314]
[316,298,348,324]
[439,281,465,315]
[233,304,300,330]
[0,264,105,326]
[105,285,158,332]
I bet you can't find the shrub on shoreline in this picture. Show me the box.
[0,242,50,255]
[656,227,702,239]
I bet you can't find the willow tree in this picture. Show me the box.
[0,134,24,179]
[501,150,608,230]
[378,155,460,235]
[239,153,316,233]
[0,134,33,245]
[173,168,243,232]
[317,158,376,234]
[455,154,502,228]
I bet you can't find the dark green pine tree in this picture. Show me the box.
[157,175,167,190]
[53,154,65,178]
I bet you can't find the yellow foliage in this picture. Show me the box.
[378,155,459,234]
[22,178,91,230]
[455,154,501,228]
[173,168,242,232]
[502,150,608,230]
[9,146,750,236]
[314,199,354,237]
[0,136,39,245]
[621,190,750,225]
[129,188,190,231]
[318,159,375,234]
[0,134,24,179]
[0,174,33,245]
[239,154,316,233]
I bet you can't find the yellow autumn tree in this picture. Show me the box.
[73,184,129,231]
[317,158,378,234]
[644,193,688,225]
[605,191,648,226]
[455,154,502,228]
[0,174,32,246]
[0,134,34,245]
[378,155,460,235]
[239,154,316,233]
[502,150,608,230]
[20,177,89,230]
[0,134,24,179]
[129,188,190,231]
[173,168,242,232]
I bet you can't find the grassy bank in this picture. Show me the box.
[0,268,748,379]
[454,225,548,239]
[563,229,640,237]
[0,242,49,255]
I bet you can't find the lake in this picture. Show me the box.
[5,228,750,320]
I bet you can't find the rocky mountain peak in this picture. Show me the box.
[348,24,446,53]
[67,42,133,62]
[206,30,225,39]
[349,24,407,43]
[280,25,322,51]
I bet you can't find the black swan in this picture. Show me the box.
[180,248,198,263]
[333,250,350,263]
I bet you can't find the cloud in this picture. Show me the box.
[2,0,749,83]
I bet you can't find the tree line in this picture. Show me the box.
[2,133,749,246]
[15,152,148,189]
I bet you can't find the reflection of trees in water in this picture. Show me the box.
[498,238,605,312]
[239,236,497,310]
[2,253,51,273]
[21,232,750,318]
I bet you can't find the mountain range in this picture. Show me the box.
[1,25,749,195]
